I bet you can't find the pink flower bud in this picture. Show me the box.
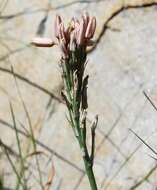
[32,37,55,47]
[54,15,62,39]
[58,23,67,44]
[82,12,89,29]
[77,19,86,45]
[85,17,96,39]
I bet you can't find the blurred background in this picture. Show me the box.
[1,0,157,189]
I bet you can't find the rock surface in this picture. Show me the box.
[1,0,157,190]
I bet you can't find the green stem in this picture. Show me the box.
[63,50,98,190]
[78,123,98,190]
[83,157,98,190]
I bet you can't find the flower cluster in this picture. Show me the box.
[32,13,98,190]
[32,13,96,58]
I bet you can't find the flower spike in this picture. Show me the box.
[32,13,98,190]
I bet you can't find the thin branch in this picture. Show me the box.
[0,139,19,158]
[129,163,157,190]
[11,65,44,189]
[129,128,157,190]
[0,140,25,189]
[143,91,157,112]
[129,129,157,155]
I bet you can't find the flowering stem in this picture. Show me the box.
[61,46,98,190]
[32,13,98,190]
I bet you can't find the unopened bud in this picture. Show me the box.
[91,115,98,130]
[85,17,96,39]
[32,37,55,47]
[77,19,86,45]
[54,15,62,39]
[82,12,89,29]
[58,23,67,45]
